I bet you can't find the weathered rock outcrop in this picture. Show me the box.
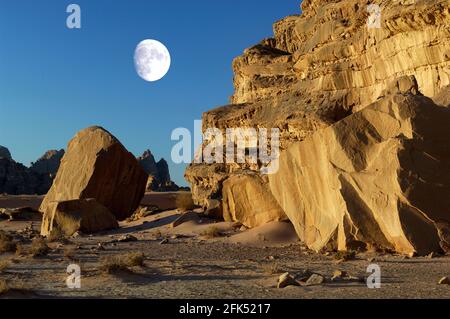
[269,93,450,255]
[222,173,287,228]
[138,150,179,192]
[40,126,148,221]
[185,0,450,254]
[41,199,118,236]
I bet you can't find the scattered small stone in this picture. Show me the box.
[277,272,300,289]
[118,234,138,243]
[240,226,248,232]
[159,238,169,245]
[71,232,81,238]
[294,269,314,283]
[367,257,376,263]
[333,250,356,262]
[408,252,417,258]
[438,277,450,285]
[96,243,105,251]
[331,270,348,281]
[266,255,278,261]
[305,274,325,286]
[171,211,199,228]
[232,222,243,229]
[170,235,179,240]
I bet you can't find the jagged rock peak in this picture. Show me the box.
[30,149,65,176]
[0,146,12,160]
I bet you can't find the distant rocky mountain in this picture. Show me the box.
[0,146,54,195]
[0,146,12,160]
[0,144,183,195]
[137,150,180,192]
[30,149,65,177]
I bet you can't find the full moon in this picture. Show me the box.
[134,39,171,82]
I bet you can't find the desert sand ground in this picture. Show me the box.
[0,193,449,299]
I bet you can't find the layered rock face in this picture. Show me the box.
[232,0,450,109]
[40,126,148,221]
[185,0,450,254]
[138,150,180,192]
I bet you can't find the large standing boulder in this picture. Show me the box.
[222,174,287,228]
[39,126,148,220]
[41,199,118,236]
[269,94,450,255]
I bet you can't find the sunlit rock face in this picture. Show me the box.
[186,0,450,255]
[232,0,450,108]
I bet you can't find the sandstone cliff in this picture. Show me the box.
[185,0,450,255]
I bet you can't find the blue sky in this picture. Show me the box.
[0,0,300,186]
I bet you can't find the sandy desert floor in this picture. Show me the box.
[0,193,449,299]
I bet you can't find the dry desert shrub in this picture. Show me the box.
[0,260,10,273]
[100,252,145,274]
[15,243,26,257]
[54,215,80,238]
[125,252,145,267]
[64,248,76,260]
[0,279,9,295]
[334,250,356,261]
[200,226,222,239]
[0,278,31,296]
[176,192,195,212]
[0,231,17,254]
[47,226,67,242]
[30,237,50,257]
